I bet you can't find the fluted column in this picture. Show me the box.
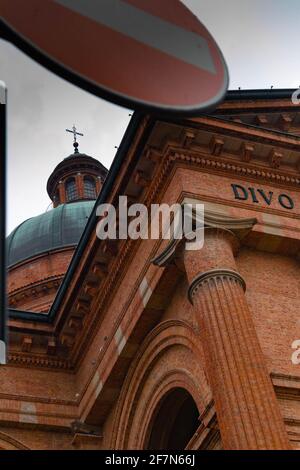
[154,223,291,450]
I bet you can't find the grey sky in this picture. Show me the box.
[1,0,300,233]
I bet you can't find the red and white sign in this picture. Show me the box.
[0,0,229,115]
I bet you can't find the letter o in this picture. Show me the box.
[278,194,294,210]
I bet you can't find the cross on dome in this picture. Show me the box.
[66,124,84,153]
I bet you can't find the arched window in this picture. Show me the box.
[66,177,78,201]
[84,176,96,199]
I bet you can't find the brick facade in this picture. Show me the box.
[3,91,300,449]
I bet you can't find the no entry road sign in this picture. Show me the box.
[0,0,229,115]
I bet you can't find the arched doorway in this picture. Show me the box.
[145,388,199,450]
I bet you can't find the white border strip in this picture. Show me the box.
[139,277,152,308]
[0,340,6,365]
[56,0,215,74]
[0,81,7,105]
[114,326,126,355]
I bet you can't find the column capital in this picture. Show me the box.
[188,268,246,304]
[152,209,257,268]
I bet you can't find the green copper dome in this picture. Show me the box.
[7,200,95,267]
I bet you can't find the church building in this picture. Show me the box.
[2,89,300,450]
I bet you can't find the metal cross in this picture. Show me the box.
[66,124,84,144]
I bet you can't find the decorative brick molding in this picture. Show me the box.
[109,320,211,450]
[188,268,246,304]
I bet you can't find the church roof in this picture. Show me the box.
[7,200,95,267]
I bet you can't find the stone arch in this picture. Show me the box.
[110,319,214,450]
[0,432,30,450]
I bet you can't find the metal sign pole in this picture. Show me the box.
[0,81,7,365]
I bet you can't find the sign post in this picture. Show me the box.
[0,81,6,365]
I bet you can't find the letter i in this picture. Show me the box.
[248,187,259,203]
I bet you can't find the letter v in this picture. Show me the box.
[257,189,273,205]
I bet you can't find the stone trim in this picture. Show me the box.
[152,210,257,268]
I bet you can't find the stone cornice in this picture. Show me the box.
[215,95,299,113]
[168,149,300,189]
[190,115,300,150]
[9,275,64,302]
[7,352,72,370]
[8,246,75,271]
[204,211,258,234]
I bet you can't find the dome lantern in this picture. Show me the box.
[47,125,108,207]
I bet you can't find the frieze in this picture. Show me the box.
[231,183,295,209]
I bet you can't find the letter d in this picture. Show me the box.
[231,184,248,201]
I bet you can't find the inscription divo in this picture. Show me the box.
[231,184,294,210]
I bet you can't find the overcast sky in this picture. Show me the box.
[1,0,300,234]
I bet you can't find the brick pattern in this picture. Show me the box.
[8,249,74,312]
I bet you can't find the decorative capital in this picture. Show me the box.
[152,236,185,268]
[203,210,257,238]
[152,205,257,268]
[188,268,246,304]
